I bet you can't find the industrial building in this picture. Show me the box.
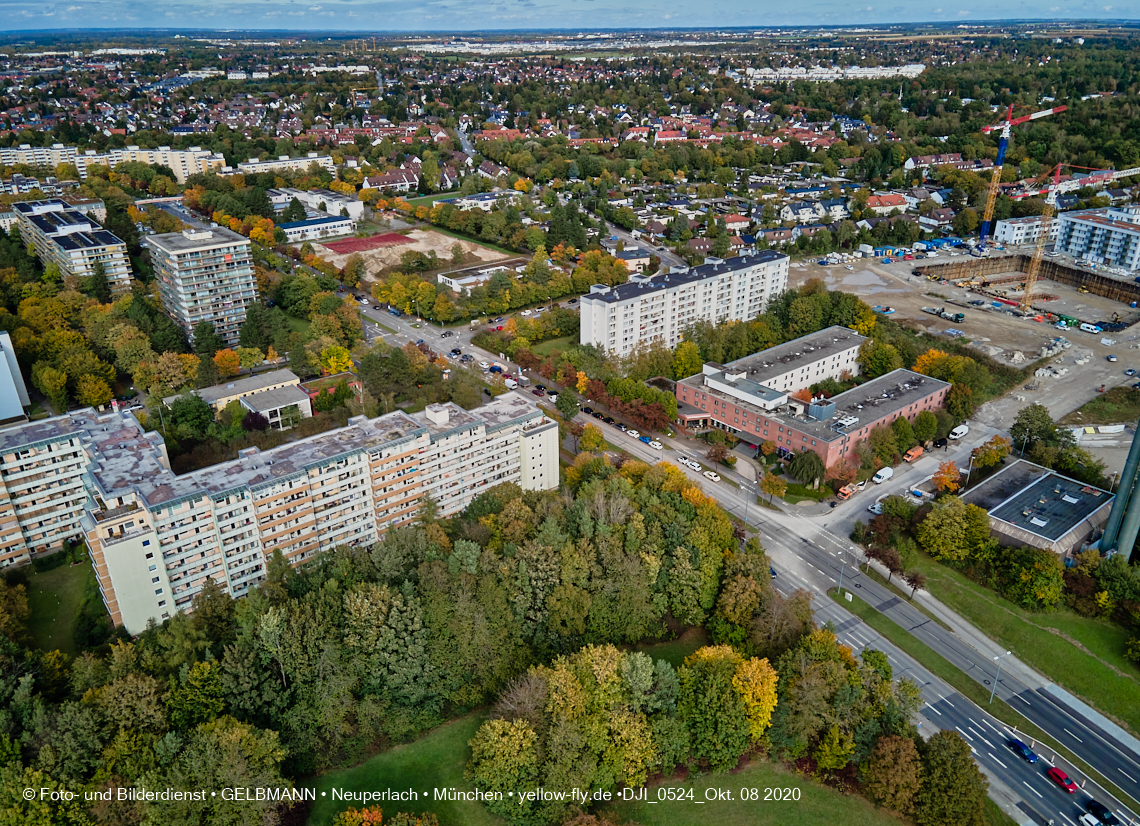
[0,392,558,633]
[147,227,257,348]
[13,199,132,293]
[674,326,951,467]
[579,251,789,357]
[960,459,1113,556]
[1054,205,1140,271]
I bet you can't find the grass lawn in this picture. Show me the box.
[834,589,1140,815]
[532,335,574,357]
[633,627,709,668]
[403,194,444,207]
[286,315,312,336]
[426,225,520,258]
[25,562,94,656]
[1059,386,1140,426]
[783,482,829,505]
[306,713,500,826]
[912,554,1140,736]
[600,760,900,826]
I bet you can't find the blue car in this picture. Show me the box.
[639,436,652,445]
[1008,738,1038,763]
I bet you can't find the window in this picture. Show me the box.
[155,588,163,595]
[142,540,151,547]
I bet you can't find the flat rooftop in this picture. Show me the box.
[173,369,299,407]
[147,226,249,253]
[583,249,786,305]
[962,459,1113,542]
[715,326,865,386]
[241,384,311,413]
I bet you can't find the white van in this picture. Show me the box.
[504,378,518,389]
[1079,322,1102,334]
[873,467,894,484]
[949,424,970,440]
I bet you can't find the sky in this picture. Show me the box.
[0,0,1136,33]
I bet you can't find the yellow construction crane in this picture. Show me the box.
[979,104,1066,252]
[1020,165,1061,311]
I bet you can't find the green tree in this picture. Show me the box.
[891,416,916,451]
[166,660,225,731]
[672,340,704,380]
[788,450,825,488]
[946,383,975,420]
[192,321,225,358]
[865,734,924,814]
[34,364,69,414]
[913,410,938,443]
[678,649,752,772]
[1010,402,1057,451]
[813,724,855,774]
[857,340,903,379]
[914,731,987,826]
[760,473,787,503]
[75,375,113,408]
[555,390,580,421]
[580,423,606,453]
[84,260,113,303]
[915,496,969,562]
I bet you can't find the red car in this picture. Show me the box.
[1046,767,1078,793]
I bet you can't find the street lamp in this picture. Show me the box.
[547,296,553,313]
[990,651,1012,704]
[837,544,852,596]
[964,453,976,488]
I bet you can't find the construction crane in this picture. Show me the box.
[1019,165,1062,312]
[978,104,1067,252]
[1013,162,1140,200]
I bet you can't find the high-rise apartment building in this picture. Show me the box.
[0,392,558,633]
[147,227,257,347]
[579,251,789,357]
[13,199,132,293]
[1054,206,1140,271]
[0,143,226,184]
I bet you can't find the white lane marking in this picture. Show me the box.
[956,726,972,741]
[1015,693,1032,705]
[1023,781,1043,799]
[970,728,994,749]
[1120,767,1137,783]
[988,753,1008,769]
[943,696,955,708]
[981,719,1005,736]
[1059,814,1078,826]
[1062,728,1083,743]
[925,702,943,716]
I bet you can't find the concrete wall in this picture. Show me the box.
[916,254,1140,306]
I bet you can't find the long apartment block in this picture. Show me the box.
[0,143,226,184]
[0,392,559,633]
[579,250,789,357]
[14,199,132,292]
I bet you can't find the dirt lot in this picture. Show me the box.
[312,229,510,279]
[790,257,1140,434]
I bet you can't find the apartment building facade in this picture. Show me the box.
[233,153,336,176]
[0,391,558,633]
[993,215,1061,247]
[0,143,226,184]
[13,199,132,293]
[579,251,789,357]
[147,227,257,347]
[1054,206,1140,271]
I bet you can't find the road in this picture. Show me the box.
[568,412,1139,826]
[575,197,688,271]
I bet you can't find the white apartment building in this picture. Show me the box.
[148,227,257,347]
[233,153,336,176]
[579,251,789,357]
[0,143,226,184]
[993,215,1060,247]
[1055,206,1140,271]
[269,187,365,221]
[0,391,558,633]
[13,199,132,293]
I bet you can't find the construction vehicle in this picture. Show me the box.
[978,104,1067,251]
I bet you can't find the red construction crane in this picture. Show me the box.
[977,104,1067,251]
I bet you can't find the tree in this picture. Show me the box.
[213,348,241,378]
[193,321,225,358]
[320,345,353,375]
[555,391,579,421]
[913,410,938,443]
[34,364,69,414]
[914,731,988,826]
[84,260,112,303]
[282,197,306,223]
[678,646,752,772]
[75,375,113,408]
[865,735,924,814]
[580,423,605,453]
[946,383,975,420]
[788,451,825,489]
[972,435,1012,469]
[857,340,903,379]
[1010,403,1057,451]
[916,496,969,562]
[932,460,960,493]
[760,473,787,503]
[905,570,928,598]
[235,347,264,371]
[952,207,980,237]
[673,340,703,380]
[891,416,916,451]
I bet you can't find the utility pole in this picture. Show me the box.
[990,651,1012,704]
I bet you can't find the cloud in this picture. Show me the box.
[309,4,322,8]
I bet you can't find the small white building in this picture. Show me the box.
[993,215,1060,246]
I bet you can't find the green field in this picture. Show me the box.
[286,314,312,336]
[306,713,499,826]
[25,561,95,656]
[600,760,900,826]
[912,554,1140,736]
[532,335,575,357]
[1059,386,1140,426]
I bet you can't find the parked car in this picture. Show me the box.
[949,424,970,440]
[1008,739,1038,764]
[479,361,489,369]
[638,435,652,445]
[867,502,883,515]
[617,423,627,432]
[648,440,663,450]
[568,298,578,304]
[603,417,616,425]
[703,471,721,482]
[1108,355,1118,362]
[534,384,546,391]
[592,412,604,419]
[627,430,640,439]
[769,566,777,578]
[582,407,594,415]
[1126,369,1137,376]
[1046,767,1078,794]
[933,437,948,449]
[493,317,504,323]
[1086,800,1121,825]
[357,296,370,305]
[532,389,544,396]
[520,310,532,316]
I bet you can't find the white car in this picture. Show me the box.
[479,361,490,369]
[548,392,558,401]
[648,440,663,450]
[627,430,640,439]
[520,309,532,316]
[867,502,883,515]
[357,296,370,305]
[703,471,721,482]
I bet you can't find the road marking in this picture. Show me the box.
[1059,814,1077,826]
[955,726,972,741]
[1063,728,1083,743]
[942,696,955,708]
[1022,781,1043,799]
[988,753,1008,769]
[924,702,942,716]
[1015,693,1033,705]
[1120,768,1137,783]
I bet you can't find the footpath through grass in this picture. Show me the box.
[912,554,1140,737]
[833,588,1140,816]
[25,562,94,656]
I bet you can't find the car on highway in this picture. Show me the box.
[532,388,544,396]
[648,440,663,450]
[415,339,424,345]
[769,566,777,578]
[1046,767,1078,793]
[703,471,721,482]
[1008,738,1038,763]
[1086,800,1120,825]
[639,435,652,445]
[627,430,640,439]
[479,361,489,369]
[581,406,593,415]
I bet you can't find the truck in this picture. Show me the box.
[940,310,965,323]
[903,446,924,463]
[922,306,941,316]
[837,484,857,501]
[518,375,531,387]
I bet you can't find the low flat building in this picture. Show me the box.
[278,214,356,243]
[165,369,313,428]
[13,199,132,293]
[270,187,365,221]
[675,330,949,468]
[960,459,1113,556]
[580,251,789,357]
